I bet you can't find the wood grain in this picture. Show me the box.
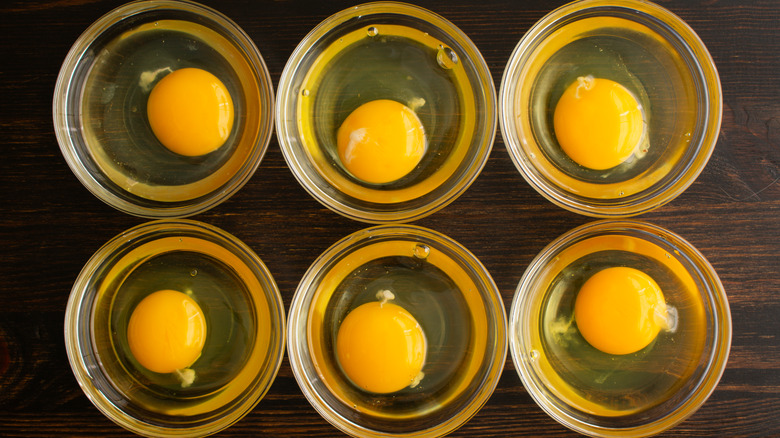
[1,0,778,436]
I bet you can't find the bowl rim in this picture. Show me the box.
[508,219,732,437]
[286,223,507,437]
[63,219,286,437]
[275,1,497,224]
[52,0,275,219]
[498,0,723,218]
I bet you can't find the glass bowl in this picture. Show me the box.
[276,2,496,223]
[287,225,506,437]
[53,0,274,218]
[64,220,285,437]
[509,220,731,437]
[499,0,722,217]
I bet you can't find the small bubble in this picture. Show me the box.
[301,89,309,96]
[529,350,540,361]
[437,47,459,69]
[665,253,671,258]
[190,269,198,277]
[618,190,625,196]
[367,26,378,37]
[413,244,430,260]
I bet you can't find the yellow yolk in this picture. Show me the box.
[553,76,644,170]
[336,99,426,184]
[147,68,234,156]
[336,300,427,393]
[127,289,207,374]
[574,267,667,355]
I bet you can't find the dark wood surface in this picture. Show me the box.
[1,0,778,436]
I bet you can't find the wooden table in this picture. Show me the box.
[1,0,778,436]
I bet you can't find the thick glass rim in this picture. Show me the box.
[287,224,507,437]
[64,219,286,437]
[53,0,274,218]
[276,1,496,224]
[509,220,731,437]
[498,0,722,217]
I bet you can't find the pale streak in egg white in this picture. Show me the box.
[139,67,173,92]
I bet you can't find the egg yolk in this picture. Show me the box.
[127,289,207,374]
[553,76,644,170]
[336,296,427,393]
[147,68,234,156]
[574,267,668,355]
[336,99,426,184]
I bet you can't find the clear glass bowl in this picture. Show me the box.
[64,220,285,437]
[53,0,274,218]
[276,2,496,223]
[287,225,506,437]
[509,220,731,437]
[499,0,722,217]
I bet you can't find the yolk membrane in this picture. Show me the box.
[336,99,426,184]
[553,76,644,170]
[147,68,234,156]
[574,267,668,355]
[336,296,426,393]
[127,289,207,374]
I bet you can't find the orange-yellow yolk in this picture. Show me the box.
[553,76,644,170]
[127,289,207,374]
[147,68,234,156]
[336,99,426,184]
[336,300,427,393]
[574,267,667,355]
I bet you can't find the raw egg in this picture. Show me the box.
[336,290,426,393]
[127,289,207,374]
[553,76,644,170]
[336,99,426,184]
[574,267,668,355]
[147,67,234,156]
